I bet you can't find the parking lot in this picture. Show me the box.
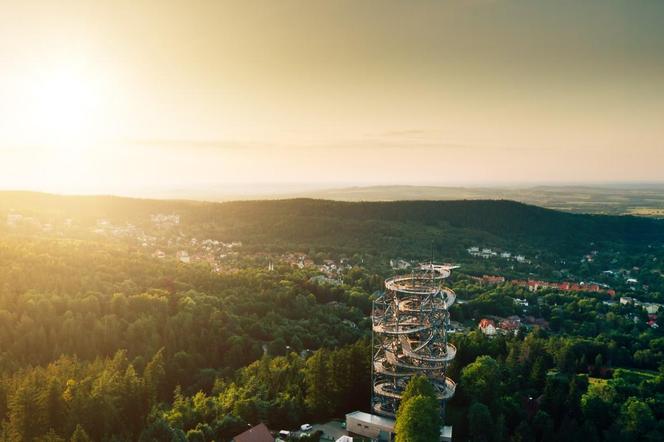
[311,420,348,441]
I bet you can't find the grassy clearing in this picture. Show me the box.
[627,207,664,217]
[588,377,607,386]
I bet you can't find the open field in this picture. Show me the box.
[628,208,664,217]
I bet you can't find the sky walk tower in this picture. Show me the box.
[371,263,457,419]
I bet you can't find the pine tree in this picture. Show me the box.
[70,425,92,442]
[304,349,332,417]
[8,378,42,441]
[144,348,166,406]
[38,378,65,435]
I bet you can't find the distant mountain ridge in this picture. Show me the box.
[1,191,663,260]
[279,184,664,217]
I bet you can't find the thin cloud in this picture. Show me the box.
[125,138,267,150]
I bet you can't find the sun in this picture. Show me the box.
[3,59,118,192]
[26,63,107,152]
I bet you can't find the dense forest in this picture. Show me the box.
[0,237,373,440]
[0,194,663,441]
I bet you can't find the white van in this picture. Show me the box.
[300,424,313,432]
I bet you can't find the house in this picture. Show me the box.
[514,298,529,307]
[467,246,480,256]
[644,303,663,314]
[511,279,614,296]
[232,423,274,442]
[176,251,190,263]
[499,317,520,335]
[479,319,497,336]
[390,259,411,270]
[482,275,506,285]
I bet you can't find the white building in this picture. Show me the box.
[346,411,395,442]
[644,303,662,314]
[390,259,411,270]
[150,213,180,225]
[514,298,529,307]
[176,251,190,263]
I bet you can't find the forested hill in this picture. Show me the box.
[1,191,663,258]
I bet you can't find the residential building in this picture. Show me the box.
[499,317,520,335]
[479,319,497,336]
[176,251,190,263]
[232,423,273,442]
[482,275,506,285]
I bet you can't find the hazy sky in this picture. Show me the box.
[0,0,663,195]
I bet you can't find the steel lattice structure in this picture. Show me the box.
[371,263,457,418]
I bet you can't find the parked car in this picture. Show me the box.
[300,424,313,432]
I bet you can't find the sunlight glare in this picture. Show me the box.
[27,63,107,152]
[3,59,118,193]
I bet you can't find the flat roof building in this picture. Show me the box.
[440,425,453,442]
[346,411,395,442]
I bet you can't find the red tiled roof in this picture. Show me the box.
[479,319,495,328]
[499,320,520,330]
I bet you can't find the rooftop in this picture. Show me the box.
[232,423,274,442]
[346,411,395,430]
